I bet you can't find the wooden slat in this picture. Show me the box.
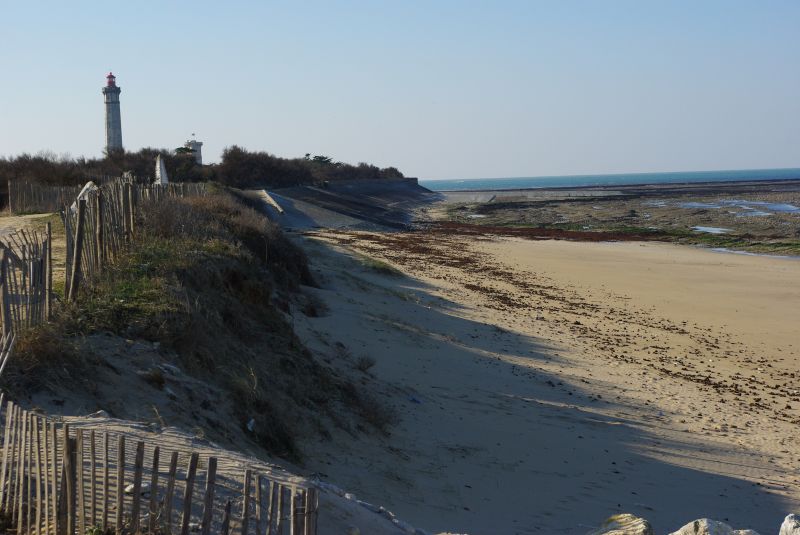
[1,252,12,338]
[304,488,317,535]
[266,481,275,535]
[255,474,263,535]
[101,432,109,530]
[148,446,160,534]
[130,441,145,533]
[63,428,76,535]
[96,192,105,267]
[89,429,96,527]
[241,469,252,535]
[42,418,50,535]
[34,417,43,535]
[163,450,179,530]
[15,409,28,529]
[274,485,283,535]
[0,400,15,509]
[49,422,58,535]
[115,435,125,533]
[75,429,84,535]
[179,452,199,535]
[45,222,52,320]
[200,457,217,535]
[289,486,297,535]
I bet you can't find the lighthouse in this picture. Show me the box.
[102,72,123,153]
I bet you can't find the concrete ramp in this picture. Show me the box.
[241,178,441,231]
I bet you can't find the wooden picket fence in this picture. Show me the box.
[0,224,53,338]
[0,398,319,535]
[63,180,207,301]
[7,181,82,215]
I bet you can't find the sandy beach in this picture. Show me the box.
[290,229,800,534]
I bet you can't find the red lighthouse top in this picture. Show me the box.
[106,72,117,87]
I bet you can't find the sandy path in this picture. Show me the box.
[294,231,800,534]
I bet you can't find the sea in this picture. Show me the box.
[420,168,800,192]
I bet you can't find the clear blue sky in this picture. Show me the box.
[1,1,798,179]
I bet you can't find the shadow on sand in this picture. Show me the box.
[293,236,793,535]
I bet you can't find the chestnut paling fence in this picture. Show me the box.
[0,180,324,533]
[0,398,319,534]
[0,224,54,371]
[62,180,208,300]
[7,181,83,216]
[0,179,208,345]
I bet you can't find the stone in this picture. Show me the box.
[124,483,150,496]
[587,514,654,535]
[780,514,800,535]
[667,518,760,535]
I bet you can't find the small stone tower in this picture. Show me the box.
[102,72,123,152]
[184,138,203,165]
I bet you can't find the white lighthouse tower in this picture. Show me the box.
[102,72,123,153]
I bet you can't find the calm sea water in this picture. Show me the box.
[420,168,800,192]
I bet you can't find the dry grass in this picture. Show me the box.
[8,192,398,461]
[6,323,83,393]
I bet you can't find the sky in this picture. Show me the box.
[0,1,798,179]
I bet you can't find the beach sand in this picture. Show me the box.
[292,231,800,534]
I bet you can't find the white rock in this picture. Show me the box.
[667,518,761,535]
[781,515,800,535]
[123,483,150,496]
[587,513,654,534]
[86,410,110,418]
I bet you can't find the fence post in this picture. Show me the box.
[67,199,86,302]
[45,222,52,321]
